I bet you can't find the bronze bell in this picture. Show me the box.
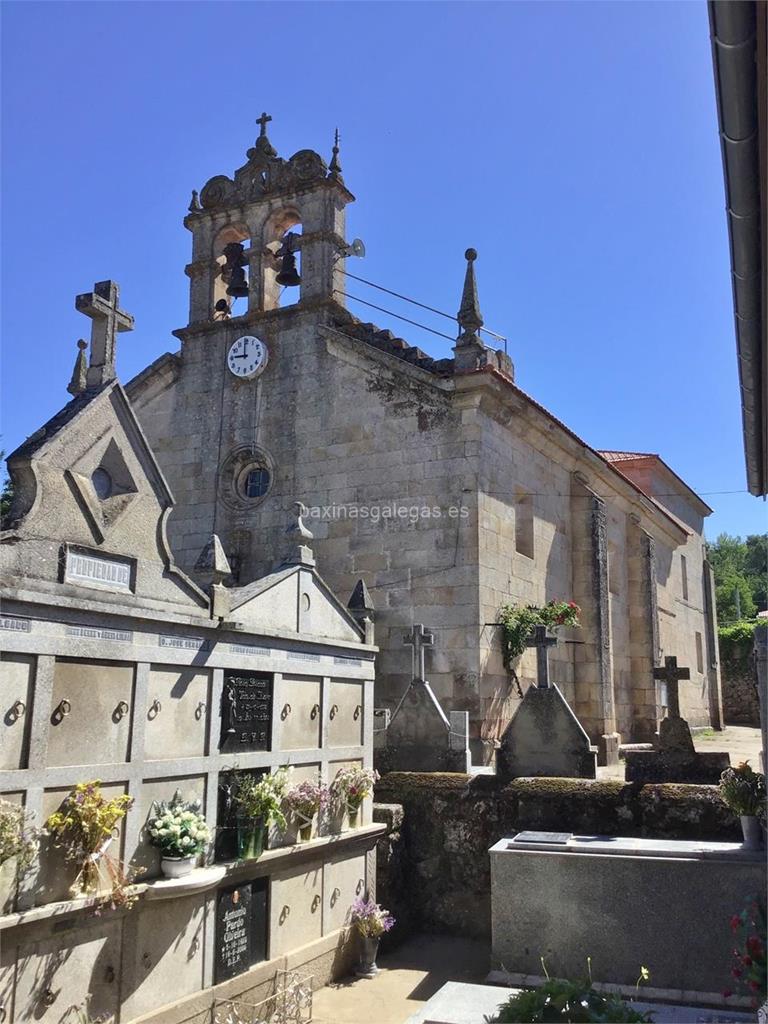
[275,250,301,288]
[226,264,249,298]
[223,242,249,298]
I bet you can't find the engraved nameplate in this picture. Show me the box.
[0,615,31,632]
[334,656,363,666]
[287,651,321,662]
[67,624,133,643]
[230,643,271,657]
[220,672,273,753]
[65,550,133,591]
[159,635,211,651]
[215,885,252,983]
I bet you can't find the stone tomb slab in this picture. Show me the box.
[497,683,597,780]
[489,834,766,999]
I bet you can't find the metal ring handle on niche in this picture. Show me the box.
[195,700,206,720]
[0,1005,6,1023]
[353,704,362,721]
[329,703,339,720]
[310,703,320,720]
[330,886,341,907]
[281,703,292,720]
[56,698,72,718]
[311,894,321,912]
[9,699,26,722]
[148,698,162,719]
[115,700,129,720]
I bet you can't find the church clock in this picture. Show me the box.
[227,335,268,380]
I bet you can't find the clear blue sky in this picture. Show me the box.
[2,0,765,539]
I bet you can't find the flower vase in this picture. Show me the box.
[160,855,196,879]
[298,820,313,843]
[739,815,762,850]
[347,806,360,830]
[355,934,380,977]
[238,821,266,861]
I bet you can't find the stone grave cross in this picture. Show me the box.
[653,656,690,719]
[75,280,134,389]
[403,623,434,683]
[526,624,558,689]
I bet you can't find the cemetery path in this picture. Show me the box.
[311,934,491,1024]
[693,724,762,765]
[597,725,763,779]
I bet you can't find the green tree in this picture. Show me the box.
[708,532,767,620]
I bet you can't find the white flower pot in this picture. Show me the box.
[160,855,196,879]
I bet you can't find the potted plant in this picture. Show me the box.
[719,761,767,849]
[331,767,379,830]
[46,780,138,909]
[228,767,291,860]
[146,791,212,878]
[282,779,329,842]
[349,896,394,977]
[0,799,39,914]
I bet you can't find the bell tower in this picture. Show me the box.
[183,114,354,325]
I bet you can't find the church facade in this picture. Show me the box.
[16,117,722,765]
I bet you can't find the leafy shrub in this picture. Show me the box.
[487,977,654,1023]
[719,761,766,818]
[498,600,581,668]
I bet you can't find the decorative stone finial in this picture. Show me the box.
[457,248,484,339]
[348,578,374,617]
[282,501,315,567]
[194,533,232,585]
[329,127,343,178]
[67,339,89,397]
[188,189,202,212]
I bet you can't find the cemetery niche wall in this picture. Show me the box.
[0,369,382,1024]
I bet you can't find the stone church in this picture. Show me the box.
[8,115,721,765]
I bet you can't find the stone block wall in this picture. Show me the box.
[721,636,761,726]
[374,772,741,944]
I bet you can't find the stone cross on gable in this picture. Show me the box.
[256,112,272,135]
[654,656,690,719]
[75,281,134,389]
[527,624,558,689]
[403,624,434,683]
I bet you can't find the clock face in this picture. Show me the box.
[227,336,268,380]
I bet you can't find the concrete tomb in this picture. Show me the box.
[376,624,471,773]
[624,656,730,783]
[489,832,766,1005]
[497,628,597,779]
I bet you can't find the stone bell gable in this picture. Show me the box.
[1,379,207,614]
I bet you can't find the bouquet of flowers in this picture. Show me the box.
[229,766,292,831]
[46,780,137,909]
[146,791,211,860]
[349,896,395,938]
[283,780,329,824]
[331,767,379,811]
[719,762,767,818]
[0,799,39,875]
